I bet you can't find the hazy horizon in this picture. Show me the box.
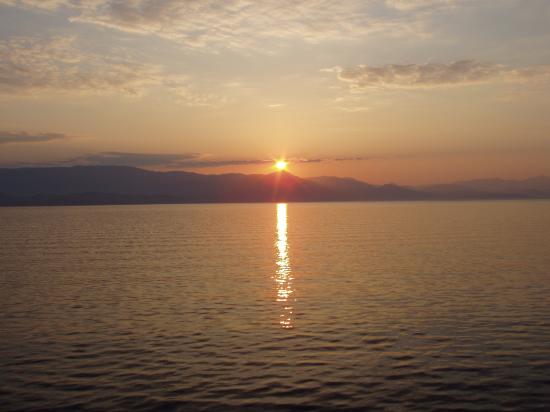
[1,1,550,184]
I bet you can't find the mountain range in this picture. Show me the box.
[0,166,549,206]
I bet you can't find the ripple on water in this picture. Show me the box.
[1,201,550,411]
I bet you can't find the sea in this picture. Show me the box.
[1,201,550,411]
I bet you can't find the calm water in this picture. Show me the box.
[1,201,550,411]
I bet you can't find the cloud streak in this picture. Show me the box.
[73,152,280,168]
[0,0,67,10]
[0,35,220,104]
[385,0,458,11]
[0,36,160,95]
[0,131,69,144]
[330,60,550,90]
[0,0,455,50]
[13,152,370,169]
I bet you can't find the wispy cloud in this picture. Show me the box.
[0,35,220,104]
[0,0,456,50]
[0,36,159,95]
[76,152,282,168]
[385,0,458,11]
[0,0,67,10]
[329,60,550,90]
[71,152,204,168]
[0,130,69,144]
[9,152,371,169]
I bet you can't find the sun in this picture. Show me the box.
[275,160,288,171]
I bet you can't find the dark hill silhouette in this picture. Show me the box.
[0,166,428,205]
[0,166,548,206]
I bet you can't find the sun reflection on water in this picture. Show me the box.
[275,203,294,329]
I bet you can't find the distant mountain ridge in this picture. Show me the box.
[421,176,550,198]
[0,166,548,206]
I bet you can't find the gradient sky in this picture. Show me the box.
[1,0,549,184]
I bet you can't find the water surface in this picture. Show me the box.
[1,201,550,411]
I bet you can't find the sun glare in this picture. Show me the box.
[275,160,288,171]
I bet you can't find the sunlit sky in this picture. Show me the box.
[1,0,549,184]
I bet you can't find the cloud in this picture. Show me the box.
[69,152,317,168]
[0,0,452,50]
[53,152,275,168]
[384,0,457,11]
[333,156,372,161]
[0,131,69,144]
[22,152,370,169]
[0,0,68,10]
[70,152,202,168]
[0,36,159,95]
[330,60,550,90]
[0,35,219,104]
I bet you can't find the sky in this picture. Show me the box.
[0,0,549,184]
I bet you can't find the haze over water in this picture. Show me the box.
[1,201,550,411]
